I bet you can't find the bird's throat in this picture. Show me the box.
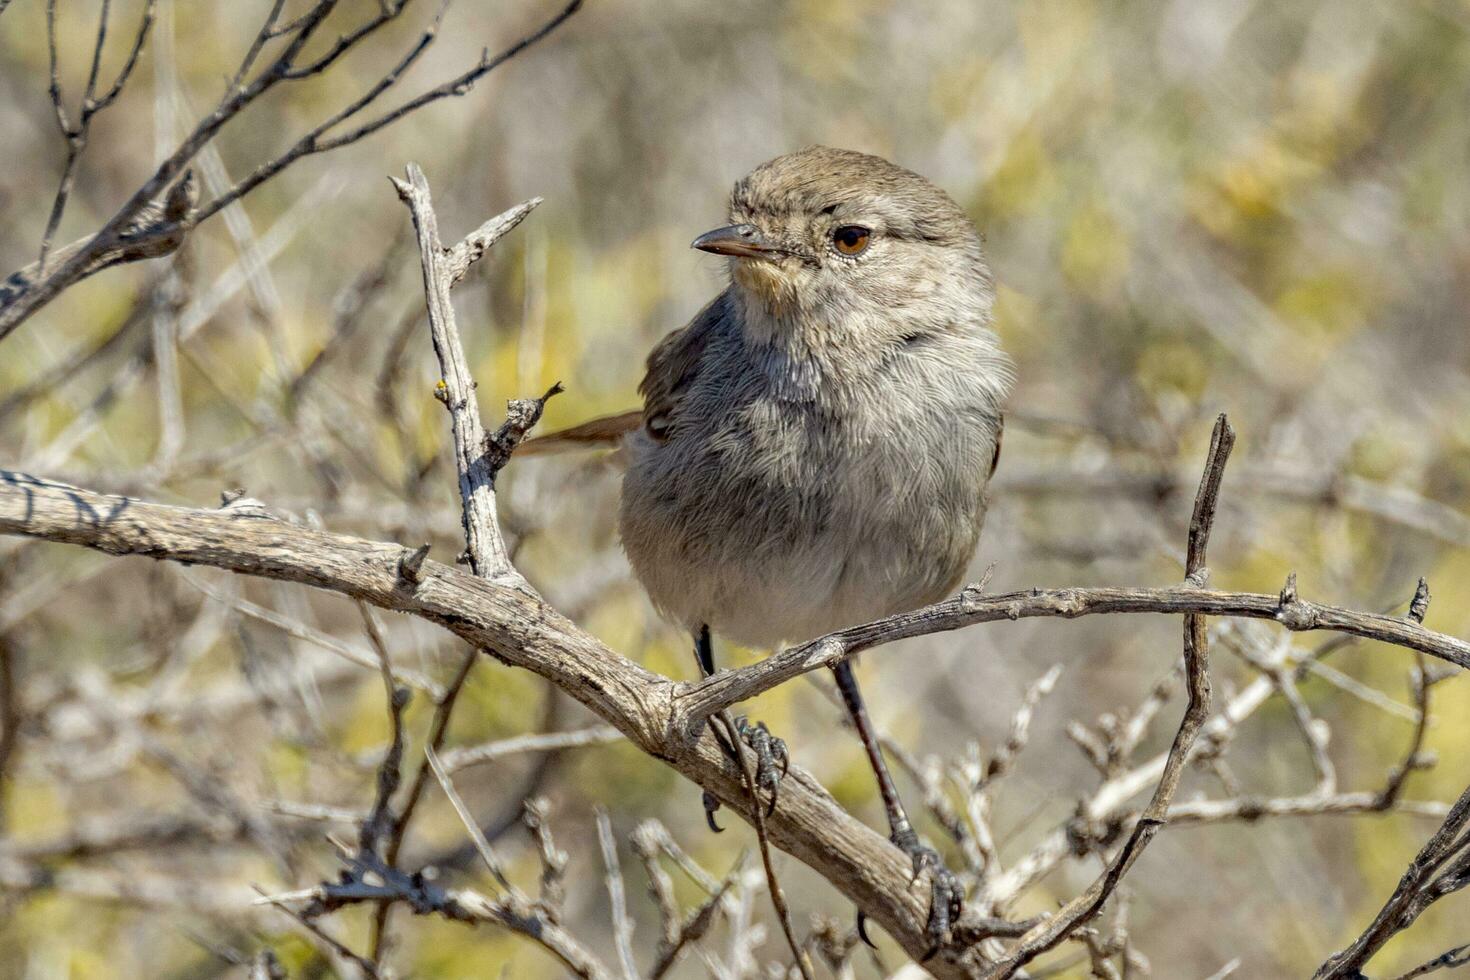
[732,259,800,320]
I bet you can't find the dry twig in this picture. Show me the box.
[983,414,1235,976]
[2,0,582,340]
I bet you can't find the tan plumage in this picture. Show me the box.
[525,147,1013,929]
[530,146,1012,647]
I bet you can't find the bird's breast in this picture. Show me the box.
[618,342,1002,648]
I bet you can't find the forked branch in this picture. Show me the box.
[1,462,1464,976]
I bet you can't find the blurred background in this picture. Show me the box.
[2,0,1470,976]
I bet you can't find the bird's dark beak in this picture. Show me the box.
[691,223,783,260]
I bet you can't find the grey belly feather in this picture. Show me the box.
[619,343,1001,649]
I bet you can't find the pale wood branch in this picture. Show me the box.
[389,163,544,576]
[4,466,1467,974]
[676,580,1470,725]
[0,469,994,975]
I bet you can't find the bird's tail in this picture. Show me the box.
[516,409,642,456]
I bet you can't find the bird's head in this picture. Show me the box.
[692,146,993,343]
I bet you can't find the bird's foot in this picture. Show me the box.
[892,826,963,957]
[700,715,789,830]
[732,716,789,815]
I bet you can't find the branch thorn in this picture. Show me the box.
[1408,577,1431,624]
[1279,571,1298,607]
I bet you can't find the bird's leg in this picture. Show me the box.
[832,658,962,954]
[693,626,730,830]
[692,626,789,823]
[694,623,717,678]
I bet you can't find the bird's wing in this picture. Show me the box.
[637,292,726,441]
[515,291,728,455]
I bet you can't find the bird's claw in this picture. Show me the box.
[857,909,877,948]
[892,827,964,956]
[702,789,724,832]
[733,716,788,815]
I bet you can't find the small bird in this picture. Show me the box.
[526,146,1012,940]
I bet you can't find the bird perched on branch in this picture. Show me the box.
[523,146,1012,944]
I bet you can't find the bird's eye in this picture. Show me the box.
[832,225,870,256]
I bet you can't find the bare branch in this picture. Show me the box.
[1393,943,1470,980]
[37,0,159,275]
[424,746,513,892]
[6,173,199,314]
[366,647,477,959]
[255,886,384,980]
[1315,783,1470,978]
[978,624,1450,916]
[650,871,738,980]
[357,603,410,858]
[631,823,743,980]
[713,709,815,980]
[596,809,640,980]
[984,413,1234,976]
[186,572,444,696]
[446,198,544,285]
[196,1,582,225]
[4,424,1468,975]
[259,854,613,980]
[279,0,414,80]
[227,0,288,89]
[676,580,1469,726]
[523,797,569,911]
[440,725,624,772]
[390,164,542,576]
[2,0,580,342]
[303,0,584,159]
[0,470,966,972]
